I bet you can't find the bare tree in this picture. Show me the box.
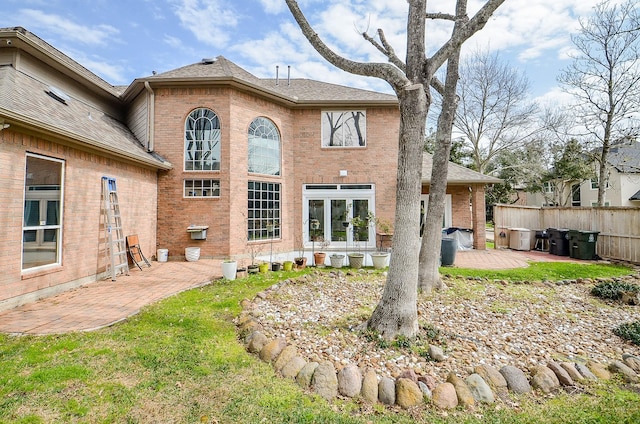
[286,0,506,338]
[558,0,640,206]
[454,48,539,174]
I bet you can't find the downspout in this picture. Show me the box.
[144,81,155,152]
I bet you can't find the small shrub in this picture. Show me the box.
[393,335,413,349]
[613,321,640,346]
[591,281,640,300]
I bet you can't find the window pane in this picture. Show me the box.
[309,200,324,241]
[185,108,221,171]
[248,117,281,175]
[184,179,220,198]
[23,155,63,270]
[331,200,347,242]
[247,181,281,241]
[321,111,366,147]
[353,199,369,242]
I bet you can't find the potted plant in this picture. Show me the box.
[294,235,307,269]
[221,259,237,280]
[329,253,345,268]
[313,236,329,266]
[247,244,261,274]
[258,261,269,273]
[283,260,294,271]
[370,215,392,269]
[347,214,367,268]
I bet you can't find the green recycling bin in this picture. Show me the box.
[569,230,599,260]
[441,237,457,266]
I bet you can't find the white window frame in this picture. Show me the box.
[183,179,220,198]
[248,117,281,176]
[302,184,376,248]
[248,181,281,241]
[421,194,453,229]
[22,153,64,271]
[321,110,366,148]
[184,108,221,171]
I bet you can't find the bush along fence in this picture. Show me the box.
[236,275,640,410]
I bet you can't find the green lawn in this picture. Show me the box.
[1,264,639,423]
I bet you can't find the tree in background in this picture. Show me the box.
[541,138,594,206]
[286,0,506,338]
[454,48,540,174]
[558,0,640,206]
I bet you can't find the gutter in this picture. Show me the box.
[144,81,155,152]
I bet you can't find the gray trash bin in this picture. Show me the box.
[441,238,457,266]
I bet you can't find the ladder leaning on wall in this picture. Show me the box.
[102,176,129,281]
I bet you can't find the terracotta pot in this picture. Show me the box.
[313,252,326,266]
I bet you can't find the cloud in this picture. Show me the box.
[14,9,119,46]
[170,0,240,47]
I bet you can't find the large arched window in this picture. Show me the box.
[248,117,280,175]
[185,108,221,171]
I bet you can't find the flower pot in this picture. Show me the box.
[271,262,281,271]
[313,252,326,266]
[370,252,389,269]
[247,264,259,274]
[329,254,345,268]
[221,261,237,280]
[259,263,269,273]
[294,257,307,269]
[283,260,294,271]
[348,253,364,269]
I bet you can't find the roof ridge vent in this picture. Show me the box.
[201,58,215,65]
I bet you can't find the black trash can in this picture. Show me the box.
[547,228,570,256]
[569,230,599,260]
[441,237,457,266]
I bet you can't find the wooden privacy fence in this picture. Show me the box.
[493,205,640,264]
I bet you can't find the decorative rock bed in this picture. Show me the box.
[236,270,640,409]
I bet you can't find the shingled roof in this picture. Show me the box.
[127,56,398,106]
[0,65,170,169]
[608,142,640,173]
[421,154,502,185]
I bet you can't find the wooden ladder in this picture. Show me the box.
[102,177,129,281]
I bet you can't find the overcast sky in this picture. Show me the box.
[0,0,616,105]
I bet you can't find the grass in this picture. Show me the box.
[1,263,639,423]
[442,261,631,282]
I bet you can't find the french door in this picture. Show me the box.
[303,184,375,249]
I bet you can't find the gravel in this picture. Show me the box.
[249,270,640,382]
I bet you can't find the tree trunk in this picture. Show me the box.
[367,84,428,339]
[419,41,462,293]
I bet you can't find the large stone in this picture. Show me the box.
[429,345,446,362]
[296,362,319,388]
[311,361,338,400]
[609,360,639,383]
[259,338,286,363]
[447,373,475,408]
[281,356,307,379]
[575,363,598,380]
[587,361,611,380]
[246,331,268,354]
[547,361,574,386]
[238,318,263,335]
[623,354,640,373]
[531,365,560,393]
[398,369,418,383]
[337,364,362,398]
[361,368,379,404]
[560,362,584,382]
[475,364,508,391]
[465,373,495,404]
[378,376,396,405]
[396,378,423,409]
[431,382,458,409]
[274,345,298,372]
[499,365,531,394]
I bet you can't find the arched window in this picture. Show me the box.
[185,108,221,171]
[248,117,280,175]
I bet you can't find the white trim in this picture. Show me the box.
[421,194,453,229]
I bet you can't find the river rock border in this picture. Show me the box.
[236,274,640,410]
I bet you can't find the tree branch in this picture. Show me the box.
[362,29,406,72]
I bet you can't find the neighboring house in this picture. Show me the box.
[579,142,640,207]
[524,142,640,208]
[0,27,498,310]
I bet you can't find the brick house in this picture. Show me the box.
[0,27,496,310]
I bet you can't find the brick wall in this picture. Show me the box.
[153,86,400,260]
[0,128,157,310]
